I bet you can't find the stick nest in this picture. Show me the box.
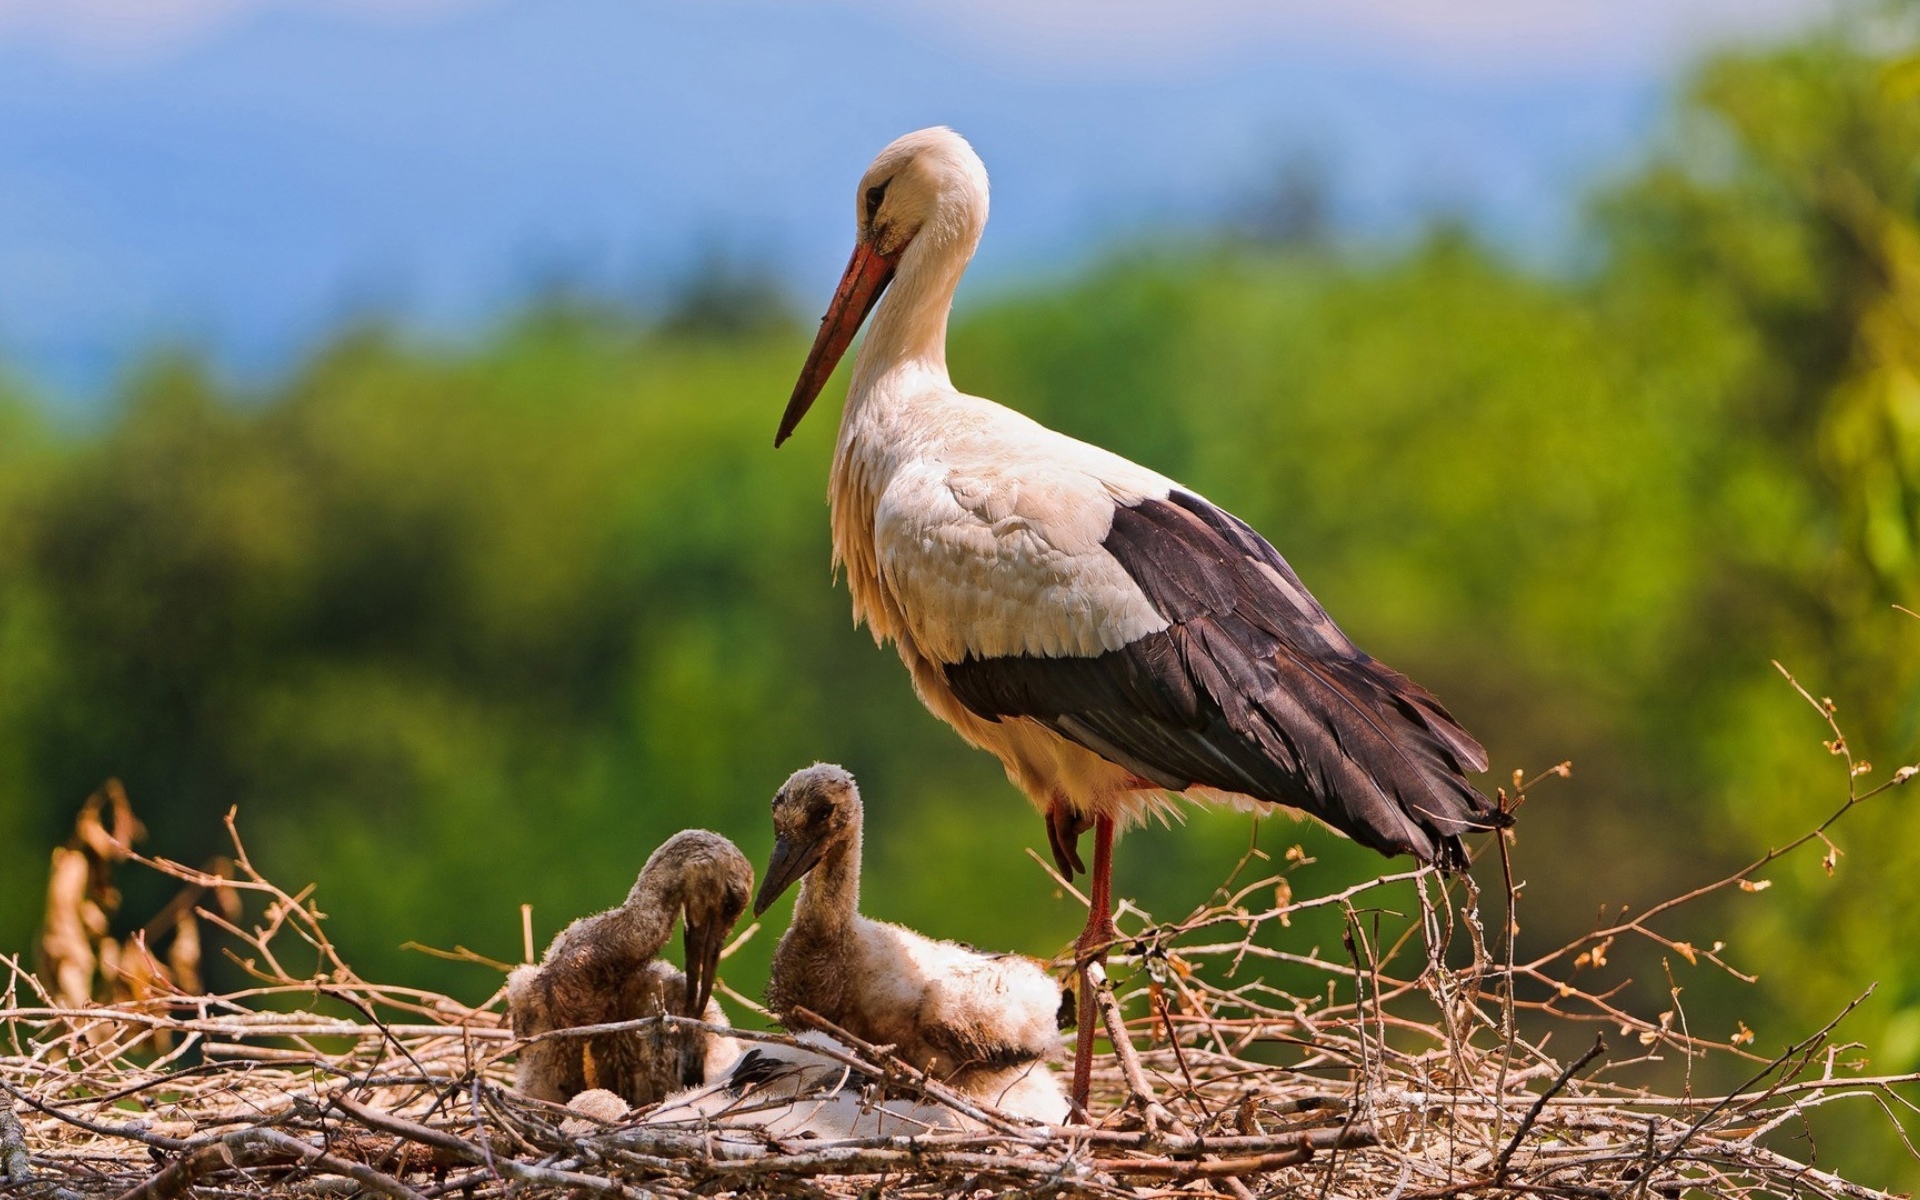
[5,672,1918,1199]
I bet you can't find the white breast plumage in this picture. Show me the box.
[857,395,1176,664]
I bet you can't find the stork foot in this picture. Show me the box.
[1045,804,1091,880]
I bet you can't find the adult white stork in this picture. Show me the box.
[774,127,1508,1112]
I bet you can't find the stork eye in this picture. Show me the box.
[864,183,887,220]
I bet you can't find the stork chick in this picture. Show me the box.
[509,830,752,1108]
[755,764,1063,1097]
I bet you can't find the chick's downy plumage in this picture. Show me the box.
[509,830,752,1108]
[755,764,1063,1093]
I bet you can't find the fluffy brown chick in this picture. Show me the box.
[755,765,1063,1094]
[509,830,752,1108]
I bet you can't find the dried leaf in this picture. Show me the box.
[1738,879,1772,892]
[41,846,97,1008]
[170,911,204,995]
[96,937,121,998]
[105,780,144,850]
[75,779,144,864]
[115,932,174,1012]
[207,856,243,920]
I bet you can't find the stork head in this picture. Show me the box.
[634,830,754,1018]
[754,763,862,915]
[775,127,990,446]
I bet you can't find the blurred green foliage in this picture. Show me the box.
[2,17,1918,1183]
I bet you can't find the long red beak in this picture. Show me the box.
[775,240,899,447]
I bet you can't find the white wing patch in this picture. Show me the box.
[874,442,1174,664]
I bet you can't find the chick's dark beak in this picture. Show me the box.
[753,834,826,917]
[681,912,726,1018]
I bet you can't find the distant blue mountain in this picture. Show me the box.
[0,0,1661,407]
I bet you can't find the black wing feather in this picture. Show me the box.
[944,491,1506,869]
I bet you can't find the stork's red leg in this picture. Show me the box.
[1069,813,1117,1118]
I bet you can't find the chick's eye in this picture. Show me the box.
[864,184,887,220]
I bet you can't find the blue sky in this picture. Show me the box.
[0,0,1831,406]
